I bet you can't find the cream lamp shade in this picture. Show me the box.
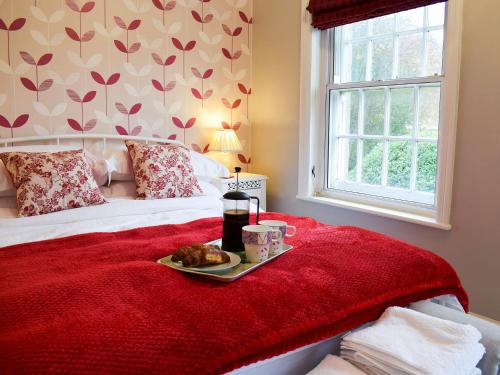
[211,129,243,152]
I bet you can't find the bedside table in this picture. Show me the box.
[214,173,268,210]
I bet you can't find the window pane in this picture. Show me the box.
[426,29,444,75]
[427,3,445,27]
[398,33,424,78]
[372,14,394,36]
[390,87,414,136]
[338,138,358,182]
[372,38,393,80]
[362,140,383,185]
[397,8,424,31]
[342,40,367,82]
[363,89,385,135]
[418,86,440,138]
[388,141,412,189]
[337,90,360,134]
[416,142,437,193]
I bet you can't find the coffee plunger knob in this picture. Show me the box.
[234,167,241,173]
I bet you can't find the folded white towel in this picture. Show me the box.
[307,354,367,375]
[341,306,485,375]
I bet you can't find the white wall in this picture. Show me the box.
[252,0,500,319]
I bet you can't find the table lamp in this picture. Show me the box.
[211,129,243,153]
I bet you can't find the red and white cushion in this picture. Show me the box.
[0,150,107,217]
[125,140,203,199]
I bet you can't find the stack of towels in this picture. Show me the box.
[308,306,485,375]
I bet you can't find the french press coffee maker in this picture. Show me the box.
[221,167,260,252]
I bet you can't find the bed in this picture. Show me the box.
[1,135,498,375]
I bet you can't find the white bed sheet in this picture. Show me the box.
[0,180,227,248]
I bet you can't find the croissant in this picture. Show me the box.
[172,244,230,267]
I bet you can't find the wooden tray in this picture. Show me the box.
[157,239,294,282]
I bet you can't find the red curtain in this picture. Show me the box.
[307,0,446,30]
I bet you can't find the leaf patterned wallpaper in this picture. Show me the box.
[0,0,252,167]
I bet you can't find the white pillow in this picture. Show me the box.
[105,146,229,182]
[0,145,108,194]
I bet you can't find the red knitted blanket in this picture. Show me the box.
[0,213,467,374]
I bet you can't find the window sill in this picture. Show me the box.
[296,195,452,230]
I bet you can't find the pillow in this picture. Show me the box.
[0,150,107,217]
[105,145,229,182]
[125,140,203,199]
[0,145,108,194]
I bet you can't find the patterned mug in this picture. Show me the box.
[242,225,282,262]
[258,220,296,256]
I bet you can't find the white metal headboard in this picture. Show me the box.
[0,134,184,150]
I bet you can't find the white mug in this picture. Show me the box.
[258,220,296,256]
[242,225,282,262]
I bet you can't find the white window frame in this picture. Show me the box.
[297,0,463,230]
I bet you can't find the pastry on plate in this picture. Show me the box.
[172,244,230,267]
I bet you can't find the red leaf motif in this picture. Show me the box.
[37,53,53,66]
[164,55,176,65]
[165,1,176,10]
[114,40,127,53]
[114,16,127,29]
[115,102,128,114]
[239,11,249,23]
[0,20,7,30]
[65,27,81,42]
[91,71,105,84]
[12,114,29,128]
[129,103,142,115]
[38,79,53,92]
[67,118,83,131]
[203,14,213,23]
[221,121,230,129]
[185,117,196,129]
[128,19,141,30]
[248,157,251,163]
[107,73,120,85]
[233,27,242,37]
[222,48,232,60]
[0,114,10,128]
[152,0,164,10]
[65,0,80,12]
[19,51,36,65]
[184,40,196,51]
[203,69,213,79]
[83,91,97,103]
[165,81,176,91]
[9,18,26,31]
[203,144,210,153]
[128,42,141,54]
[237,154,247,163]
[168,134,177,140]
[172,116,184,129]
[232,99,241,109]
[80,1,95,13]
[171,37,183,50]
[84,118,97,131]
[191,10,202,23]
[81,30,95,42]
[222,24,232,36]
[232,122,241,131]
[115,125,128,135]
[191,144,201,152]
[203,89,213,99]
[152,79,164,91]
[130,126,142,136]
[233,50,242,60]
[191,67,202,78]
[238,83,248,94]
[191,88,202,99]
[151,53,163,65]
[221,98,231,109]
[67,89,81,102]
[20,77,37,91]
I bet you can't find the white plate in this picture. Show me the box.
[170,251,241,273]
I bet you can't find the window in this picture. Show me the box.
[298,0,462,229]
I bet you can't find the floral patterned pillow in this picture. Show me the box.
[125,140,203,199]
[0,150,107,217]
